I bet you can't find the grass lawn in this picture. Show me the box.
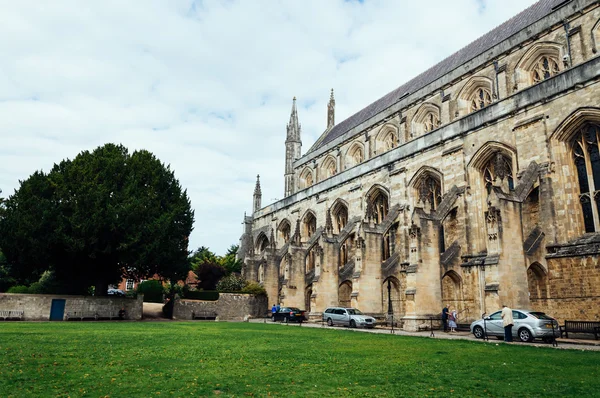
[1,322,599,397]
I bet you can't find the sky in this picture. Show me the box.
[0,0,538,255]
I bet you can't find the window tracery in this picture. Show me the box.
[367,188,389,224]
[423,112,440,133]
[332,203,348,234]
[303,212,317,239]
[532,55,560,84]
[279,221,291,244]
[384,131,397,150]
[469,88,492,112]
[352,147,364,164]
[571,123,600,232]
[483,152,514,195]
[416,173,442,210]
[321,157,337,179]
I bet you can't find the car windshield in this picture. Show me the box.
[346,309,363,315]
[289,308,301,312]
[528,312,554,320]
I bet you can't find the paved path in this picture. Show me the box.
[249,318,600,351]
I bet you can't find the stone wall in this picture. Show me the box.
[0,293,143,321]
[173,293,267,321]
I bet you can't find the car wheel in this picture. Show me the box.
[473,326,484,339]
[327,318,333,326]
[284,317,288,324]
[518,328,533,342]
[350,320,357,328]
[271,315,276,322]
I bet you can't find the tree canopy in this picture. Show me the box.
[0,144,194,294]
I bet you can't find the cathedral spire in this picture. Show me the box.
[286,96,301,141]
[284,96,302,198]
[253,174,262,214]
[327,88,335,129]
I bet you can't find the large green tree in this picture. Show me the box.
[0,144,194,294]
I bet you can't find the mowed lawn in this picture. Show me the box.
[1,322,599,397]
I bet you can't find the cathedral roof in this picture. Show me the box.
[310,0,568,152]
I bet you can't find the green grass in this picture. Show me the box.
[1,322,599,397]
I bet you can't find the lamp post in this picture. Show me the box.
[387,279,394,333]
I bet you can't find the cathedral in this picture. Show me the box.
[238,0,600,329]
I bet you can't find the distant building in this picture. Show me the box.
[239,0,600,329]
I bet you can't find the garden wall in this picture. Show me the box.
[0,293,144,321]
[173,293,267,321]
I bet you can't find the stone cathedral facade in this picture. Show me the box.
[239,0,600,329]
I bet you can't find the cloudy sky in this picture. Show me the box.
[0,0,537,255]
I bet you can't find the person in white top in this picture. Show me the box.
[501,304,514,342]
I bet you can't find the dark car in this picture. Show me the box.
[272,307,306,323]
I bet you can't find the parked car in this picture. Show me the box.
[107,288,125,296]
[272,307,306,323]
[322,307,376,328]
[470,309,560,343]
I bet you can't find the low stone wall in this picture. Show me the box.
[173,293,267,321]
[0,293,143,321]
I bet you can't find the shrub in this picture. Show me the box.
[7,285,29,294]
[216,274,246,292]
[241,281,267,296]
[136,280,165,303]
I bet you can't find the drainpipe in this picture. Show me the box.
[493,61,500,99]
[563,21,572,67]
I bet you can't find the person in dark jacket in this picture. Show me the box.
[442,305,449,332]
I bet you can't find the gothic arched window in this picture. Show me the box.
[303,212,317,239]
[417,173,442,211]
[423,112,440,133]
[278,220,291,244]
[367,188,389,224]
[469,88,492,112]
[532,55,560,84]
[321,156,337,180]
[384,131,397,151]
[352,147,364,165]
[332,202,348,234]
[483,152,514,195]
[572,123,600,232]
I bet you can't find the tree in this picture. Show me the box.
[220,244,243,274]
[0,144,194,294]
[194,262,226,290]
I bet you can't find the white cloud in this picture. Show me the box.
[0,0,537,254]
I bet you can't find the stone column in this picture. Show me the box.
[263,254,279,314]
[495,200,530,309]
[357,230,383,315]
[403,215,443,331]
[284,246,306,309]
[315,239,339,313]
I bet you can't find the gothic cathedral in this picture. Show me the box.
[238,0,600,329]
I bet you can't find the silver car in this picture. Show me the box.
[470,309,560,343]
[323,307,376,328]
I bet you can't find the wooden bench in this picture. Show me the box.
[192,311,217,320]
[561,320,600,340]
[66,311,121,321]
[66,312,99,321]
[0,310,24,320]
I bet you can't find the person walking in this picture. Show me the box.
[271,304,277,316]
[442,304,449,332]
[448,308,458,332]
[501,304,514,342]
